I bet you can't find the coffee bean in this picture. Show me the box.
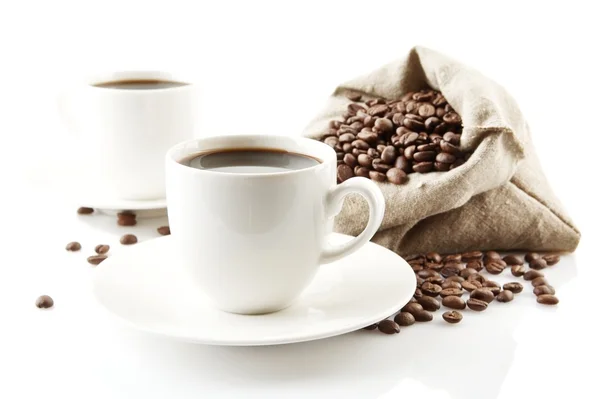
[482,280,500,288]
[425,276,444,286]
[531,277,549,287]
[418,296,441,311]
[418,103,436,118]
[445,275,465,283]
[525,252,540,262]
[426,262,443,271]
[337,164,354,182]
[394,312,416,326]
[503,282,524,294]
[442,281,462,290]
[339,133,356,144]
[435,152,456,164]
[378,319,401,334]
[503,255,523,265]
[461,281,481,292]
[357,130,378,144]
[534,285,556,296]
[413,288,423,299]
[35,295,54,309]
[117,212,137,226]
[380,146,396,164]
[485,261,505,275]
[442,296,466,310]
[444,254,462,263]
[524,270,544,281]
[537,294,559,305]
[471,288,494,303]
[496,290,514,303]
[324,137,338,147]
[439,140,461,155]
[374,118,393,132]
[466,298,488,311]
[484,251,501,261]
[157,226,171,236]
[95,244,110,254]
[384,168,407,185]
[421,282,442,297]
[357,153,373,167]
[426,252,443,263]
[65,241,81,252]
[417,143,437,152]
[413,151,436,162]
[466,260,484,271]
[367,104,388,117]
[543,254,561,266]
[443,132,461,145]
[440,288,464,298]
[87,255,107,265]
[369,171,386,182]
[460,268,478,279]
[511,265,526,277]
[467,273,486,283]
[441,264,462,278]
[343,153,357,168]
[394,156,412,173]
[363,323,378,330]
[529,258,548,270]
[404,144,416,159]
[345,92,362,102]
[77,207,94,215]
[487,286,501,296]
[443,311,463,324]
[355,166,370,177]
[413,310,433,322]
[402,302,423,315]
[413,162,434,173]
[120,234,138,245]
[462,251,483,261]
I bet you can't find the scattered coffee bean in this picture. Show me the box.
[413,310,434,322]
[525,252,540,262]
[77,207,94,215]
[442,296,466,310]
[65,241,81,252]
[496,290,514,303]
[445,275,465,283]
[421,282,442,297]
[87,255,107,265]
[467,273,486,283]
[117,212,137,226]
[466,260,484,271]
[461,281,481,292]
[503,282,524,294]
[543,254,561,266]
[157,226,171,236]
[35,295,54,309]
[402,302,423,315]
[486,286,501,296]
[394,312,416,326]
[440,288,464,298]
[418,296,441,311]
[534,285,556,296]
[461,251,483,261]
[345,92,362,102]
[442,311,463,324]
[531,277,549,287]
[95,244,110,254]
[426,252,443,263]
[466,298,488,311]
[363,323,378,330]
[485,261,505,275]
[378,319,401,334]
[470,288,495,303]
[444,254,462,263]
[459,268,478,279]
[120,234,138,245]
[413,288,423,299]
[482,280,500,288]
[441,281,462,290]
[529,258,548,270]
[511,265,526,277]
[524,270,544,281]
[537,294,559,305]
[503,255,523,266]
[484,251,501,261]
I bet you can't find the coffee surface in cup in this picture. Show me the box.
[93,79,188,90]
[180,149,321,174]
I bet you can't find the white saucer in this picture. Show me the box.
[93,233,416,346]
[77,193,167,212]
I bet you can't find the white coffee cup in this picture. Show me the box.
[166,135,385,314]
[59,71,197,201]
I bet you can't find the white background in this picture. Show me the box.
[0,1,599,398]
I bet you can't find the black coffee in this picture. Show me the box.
[180,149,321,174]
[93,79,188,90]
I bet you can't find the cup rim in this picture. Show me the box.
[166,135,336,178]
[87,70,193,92]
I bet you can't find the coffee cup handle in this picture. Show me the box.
[320,177,385,264]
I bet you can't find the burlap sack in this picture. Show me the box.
[303,46,580,256]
